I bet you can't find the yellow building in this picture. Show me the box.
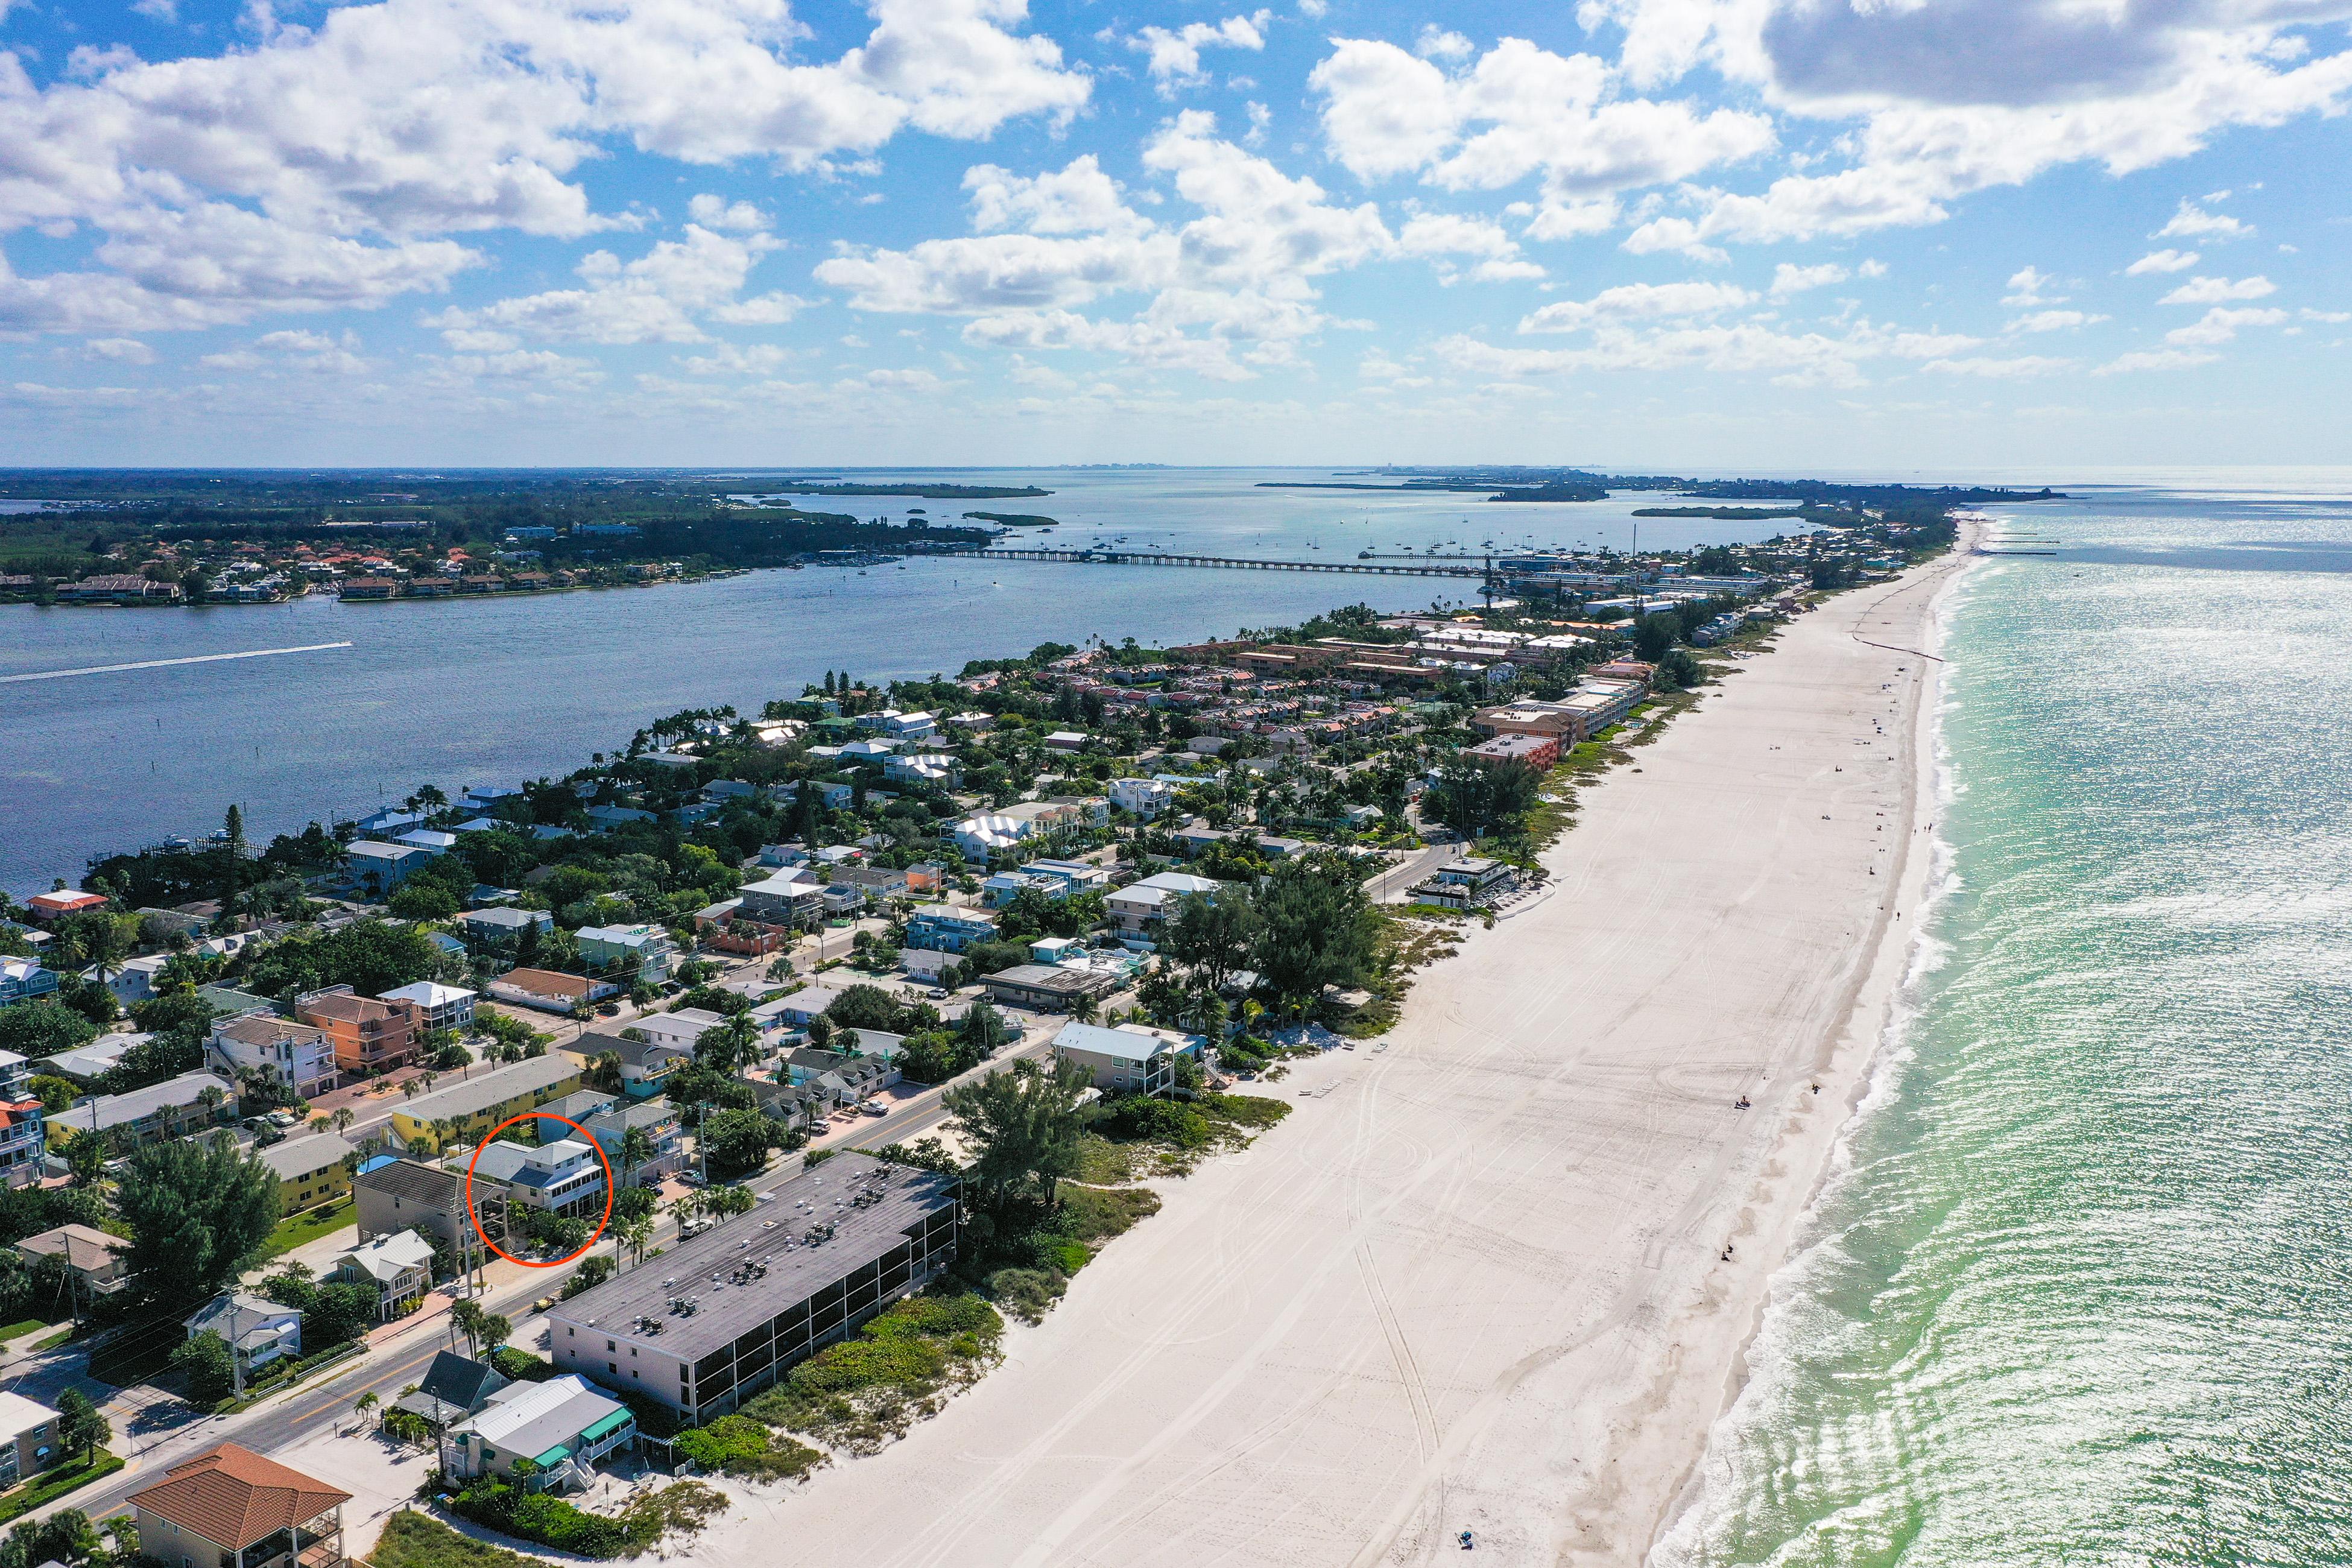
[390,1055,584,1154]
[259,1131,358,1213]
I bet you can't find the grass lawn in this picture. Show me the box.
[31,1327,73,1351]
[0,1319,48,1344]
[0,1450,125,1526]
[259,1198,356,1260]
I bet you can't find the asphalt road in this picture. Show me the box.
[37,1016,1049,1529]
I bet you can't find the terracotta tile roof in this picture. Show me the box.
[297,993,394,1025]
[130,1443,351,1550]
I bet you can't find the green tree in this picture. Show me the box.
[822,982,907,1034]
[1252,852,1380,1016]
[388,881,461,921]
[0,999,95,1059]
[1657,646,1702,689]
[943,1058,1090,1214]
[450,1298,512,1356]
[611,1184,658,1226]
[114,1136,282,1301]
[1163,888,1259,994]
[1423,753,1542,841]
[957,998,1009,1057]
[54,1386,110,1464]
[306,1282,379,1345]
[169,1331,236,1404]
[3,1508,104,1568]
[698,1108,776,1180]
[694,1014,759,1076]
[353,1390,380,1427]
[1633,610,1683,662]
[702,1182,756,1219]
[63,1133,109,1187]
[619,1124,657,1189]
[615,1213,656,1271]
[220,804,247,916]
[49,912,128,994]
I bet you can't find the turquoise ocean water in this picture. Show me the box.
[1655,479,2352,1566]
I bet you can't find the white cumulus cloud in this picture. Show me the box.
[2157,198,2253,239]
[1310,36,1775,198]
[2158,274,2275,305]
[0,0,1090,335]
[1768,261,1846,299]
[1131,13,1271,95]
[1519,280,1756,332]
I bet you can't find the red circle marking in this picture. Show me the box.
[463,1111,616,1269]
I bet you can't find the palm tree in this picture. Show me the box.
[616,1213,654,1271]
[353,1391,379,1429]
[619,1125,657,1192]
[332,1106,356,1136]
[65,1134,107,1188]
[449,1299,486,1356]
[588,1051,622,1094]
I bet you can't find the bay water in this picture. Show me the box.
[0,467,1796,893]
[1655,478,2352,1564]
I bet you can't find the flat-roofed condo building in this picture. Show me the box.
[546,1152,956,1423]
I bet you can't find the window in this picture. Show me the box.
[609,1362,617,1373]
[606,1339,615,1352]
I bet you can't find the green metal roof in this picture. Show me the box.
[581,1409,634,1442]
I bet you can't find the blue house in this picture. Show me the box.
[346,839,435,898]
[0,959,60,1010]
[902,905,1002,953]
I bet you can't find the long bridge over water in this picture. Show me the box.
[926,545,1497,581]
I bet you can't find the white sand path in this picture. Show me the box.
[711,534,1974,1568]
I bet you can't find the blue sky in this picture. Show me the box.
[2,0,2348,469]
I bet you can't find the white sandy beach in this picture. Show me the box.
[703,533,1977,1568]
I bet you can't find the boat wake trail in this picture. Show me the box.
[0,641,356,683]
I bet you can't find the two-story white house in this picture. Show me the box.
[1106,870,1225,944]
[471,1139,609,1224]
[208,1014,341,1099]
[1110,777,1180,820]
[574,924,676,984]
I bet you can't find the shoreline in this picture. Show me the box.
[661,536,1981,1568]
[1639,516,1985,1560]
